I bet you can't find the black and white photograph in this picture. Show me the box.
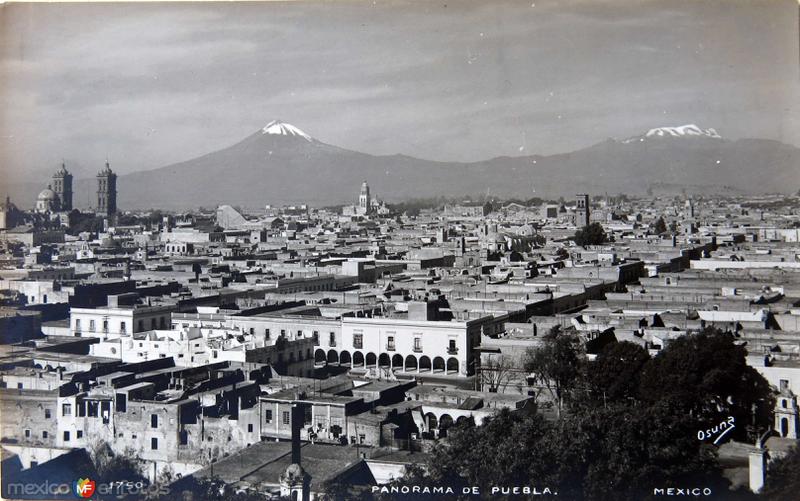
[1,0,799,499]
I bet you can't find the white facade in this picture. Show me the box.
[70,306,174,339]
[316,317,484,377]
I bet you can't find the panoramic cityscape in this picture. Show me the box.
[1,1,799,500]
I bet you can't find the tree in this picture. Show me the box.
[573,222,607,246]
[762,446,800,500]
[523,327,583,417]
[587,341,650,403]
[88,441,147,487]
[546,400,727,501]
[477,354,518,393]
[652,216,668,234]
[638,328,774,442]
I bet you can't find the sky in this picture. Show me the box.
[1,0,798,185]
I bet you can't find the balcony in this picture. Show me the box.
[447,347,459,355]
[386,345,395,352]
[353,343,363,350]
[412,346,423,353]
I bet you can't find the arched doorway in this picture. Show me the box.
[314,349,327,364]
[446,357,459,374]
[433,357,445,373]
[439,414,454,437]
[781,417,789,437]
[391,354,403,369]
[353,351,364,367]
[419,356,431,372]
[327,350,338,364]
[378,353,390,368]
[366,352,377,367]
[405,355,418,372]
[425,413,438,431]
[339,350,351,366]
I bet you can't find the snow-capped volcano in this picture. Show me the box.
[645,124,721,139]
[261,120,314,141]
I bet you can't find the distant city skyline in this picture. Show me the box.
[1,0,798,184]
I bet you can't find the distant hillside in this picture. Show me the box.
[7,122,799,210]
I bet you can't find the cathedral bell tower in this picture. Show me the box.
[52,162,73,212]
[96,161,117,216]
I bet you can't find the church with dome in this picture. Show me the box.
[36,163,73,214]
[33,161,117,217]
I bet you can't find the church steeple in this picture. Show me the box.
[96,160,117,216]
[52,162,73,211]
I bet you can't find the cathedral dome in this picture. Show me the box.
[38,188,58,201]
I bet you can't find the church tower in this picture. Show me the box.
[52,162,73,212]
[96,161,117,216]
[775,380,798,439]
[358,181,371,214]
[575,194,590,228]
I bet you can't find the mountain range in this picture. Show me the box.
[8,121,799,210]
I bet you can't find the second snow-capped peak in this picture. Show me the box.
[644,124,721,139]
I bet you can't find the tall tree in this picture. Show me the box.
[477,354,518,393]
[523,327,583,417]
[574,222,607,246]
[652,216,668,234]
[762,446,800,501]
[638,328,774,441]
[586,341,650,403]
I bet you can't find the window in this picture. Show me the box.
[151,319,156,329]
[448,339,457,354]
[265,410,273,423]
[77,431,83,439]
[102,320,109,333]
[151,414,158,428]
[212,350,218,358]
[282,411,290,425]
[250,328,255,335]
[45,409,51,419]
[62,403,72,416]
[24,429,30,438]
[265,328,270,339]
[17,382,23,389]
[160,317,166,328]
[120,321,127,334]
[353,334,363,349]
[42,431,48,439]
[138,320,144,331]
[387,336,395,351]
[89,320,96,332]
[151,438,158,450]
[75,319,81,332]
[248,424,254,433]
[329,332,336,347]
[414,337,422,351]
[63,431,70,441]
